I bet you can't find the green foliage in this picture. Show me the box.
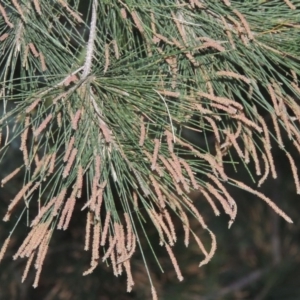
[0,0,300,298]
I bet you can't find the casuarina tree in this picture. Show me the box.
[0,0,300,298]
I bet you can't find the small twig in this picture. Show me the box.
[201,268,269,300]
[82,0,98,79]
[25,66,84,103]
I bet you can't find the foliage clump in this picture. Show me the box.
[0,0,300,298]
